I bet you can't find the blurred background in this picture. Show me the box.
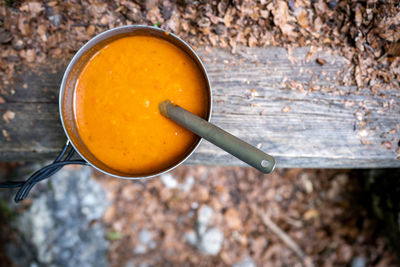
[1,164,399,266]
[0,0,399,266]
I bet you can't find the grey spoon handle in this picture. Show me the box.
[159,100,276,174]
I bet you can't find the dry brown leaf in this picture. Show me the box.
[316,58,326,66]
[87,25,96,36]
[336,244,353,262]
[194,186,209,201]
[37,24,47,42]
[355,5,363,27]
[381,141,392,150]
[303,209,319,220]
[37,24,47,36]
[165,11,181,33]
[260,9,269,19]
[296,9,309,29]
[355,66,363,88]
[20,2,43,16]
[145,0,159,10]
[225,208,242,230]
[217,1,228,16]
[2,129,11,141]
[18,18,31,36]
[305,46,317,62]
[272,1,296,37]
[248,35,257,48]
[313,16,323,33]
[388,42,400,57]
[223,8,233,27]
[103,206,117,223]
[25,49,36,63]
[74,26,88,41]
[197,17,211,28]
[287,46,297,64]
[90,2,107,16]
[2,110,15,123]
[146,6,163,25]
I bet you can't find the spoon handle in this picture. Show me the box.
[159,100,276,174]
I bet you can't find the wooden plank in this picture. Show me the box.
[0,46,399,168]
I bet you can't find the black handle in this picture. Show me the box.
[0,141,87,202]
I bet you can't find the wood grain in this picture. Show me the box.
[1,46,399,168]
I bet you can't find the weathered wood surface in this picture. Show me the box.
[0,46,399,168]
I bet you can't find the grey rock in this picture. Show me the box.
[197,204,214,227]
[232,256,256,267]
[139,229,153,245]
[351,257,366,267]
[10,166,109,267]
[139,229,156,249]
[124,260,151,267]
[48,14,62,27]
[7,55,20,62]
[160,174,178,189]
[124,260,136,267]
[0,29,12,44]
[274,193,283,202]
[180,175,194,192]
[197,204,214,236]
[12,39,24,51]
[135,229,156,254]
[198,227,224,255]
[185,204,224,255]
[134,244,148,255]
[191,202,199,209]
[184,230,197,246]
[214,24,227,36]
[187,210,194,218]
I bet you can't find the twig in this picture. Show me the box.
[250,204,313,267]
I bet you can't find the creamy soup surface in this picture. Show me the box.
[74,35,208,174]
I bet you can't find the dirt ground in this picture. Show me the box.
[0,1,399,93]
[94,166,397,266]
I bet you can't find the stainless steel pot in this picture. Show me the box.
[59,25,212,179]
[1,25,276,203]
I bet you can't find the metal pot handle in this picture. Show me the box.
[0,141,87,202]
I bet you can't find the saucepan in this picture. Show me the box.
[0,25,275,202]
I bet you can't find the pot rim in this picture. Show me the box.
[59,25,213,180]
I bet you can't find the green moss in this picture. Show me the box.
[3,0,16,7]
[47,181,54,193]
[107,231,123,241]
[0,199,15,220]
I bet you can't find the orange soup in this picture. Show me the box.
[73,35,208,175]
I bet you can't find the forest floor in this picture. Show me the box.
[0,0,399,94]
[96,166,397,266]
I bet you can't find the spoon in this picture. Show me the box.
[159,100,276,174]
